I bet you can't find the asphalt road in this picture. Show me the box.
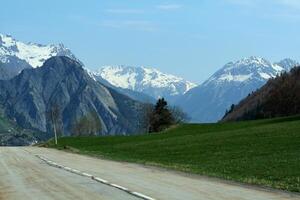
[0,147,299,200]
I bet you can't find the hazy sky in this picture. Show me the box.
[1,0,300,83]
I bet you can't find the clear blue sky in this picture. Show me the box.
[1,0,300,84]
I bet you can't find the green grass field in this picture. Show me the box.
[47,116,300,192]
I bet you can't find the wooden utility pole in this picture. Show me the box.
[52,111,58,145]
[50,104,60,145]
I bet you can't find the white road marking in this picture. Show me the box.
[110,183,129,191]
[131,192,157,200]
[82,172,93,178]
[36,155,157,200]
[92,176,109,184]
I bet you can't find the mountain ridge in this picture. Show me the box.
[0,34,77,68]
[89,65,197,103]
[222,66,300,121]
[177,56,299,122]
[0,34,194,104]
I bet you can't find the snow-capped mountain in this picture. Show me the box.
[89,65,197,102]
[0,33,77,68]
[177,56,299,122]
[203,56,297,85]
[0,33,195,104]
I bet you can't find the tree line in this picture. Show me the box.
[48,98,189,143]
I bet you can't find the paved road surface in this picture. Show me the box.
[0,147,139,200]
[0,147,299,200]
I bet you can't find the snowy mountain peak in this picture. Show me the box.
[206,56,299,85]
[239,56,270,65]
[223,56,272,71]
[89,65,197,101]
[0,33,77,68]
[274,58,299,71]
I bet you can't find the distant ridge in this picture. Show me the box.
[88,65,197,103]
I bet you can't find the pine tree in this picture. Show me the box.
[149,98,174,133]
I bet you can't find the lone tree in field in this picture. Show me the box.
[139,103,154,133]
[169,106,190,123]
[149,98,174,133]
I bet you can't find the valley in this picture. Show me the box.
[1,1,300,199]
[46,116,300,193]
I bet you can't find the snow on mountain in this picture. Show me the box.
[0,33,194,104]
[89,65,197,102]
[204,56,296,86]
[177,56,299,122]
[274,58,300,71]
[0,33,77,68]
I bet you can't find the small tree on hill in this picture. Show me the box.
[139,103,154,133]
[72,111,102,136]
[169,106,190,123]
[149,98,174,133]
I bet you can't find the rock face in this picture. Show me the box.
[177,57,299,122]
[0,56,145,136]
[0,55,32,80]
[89,65,197,103]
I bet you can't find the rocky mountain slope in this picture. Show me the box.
[0,109,48,146]
[0,56,145,136]
[89,65,197,103]
[222,66,300,121]
[0,55,32,80]
[177,57,299,122]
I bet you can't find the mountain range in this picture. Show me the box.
[1,33,299,128]
[178,57,299,122]
[88,65,197,103]
[0,34,196,104]
[87,58,299,123]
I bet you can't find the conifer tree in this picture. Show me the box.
[149,98,174,133]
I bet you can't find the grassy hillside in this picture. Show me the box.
[47,116,300,192]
